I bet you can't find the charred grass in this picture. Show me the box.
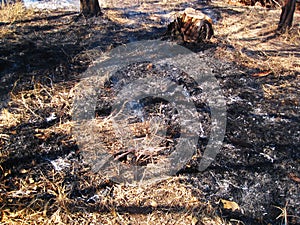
[1,0,300,224]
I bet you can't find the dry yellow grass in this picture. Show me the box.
[0,77,230,224]
[0,2,35,38]
[214,2,300,73]
[1,1,299,224]
[0,82,74,164]
[0,2,34,23]
[105,0,299,73]
[1,174,231,225]
[0,82,73,128]
[0,76,230,225]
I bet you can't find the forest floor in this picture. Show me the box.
[0,0,299,224]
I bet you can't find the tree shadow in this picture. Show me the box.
[1,2,299,224]
[1,1,225,99]
[0,0,219,195]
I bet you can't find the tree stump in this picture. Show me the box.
[167,8,214,43]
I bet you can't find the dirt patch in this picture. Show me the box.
[0,0,299,224]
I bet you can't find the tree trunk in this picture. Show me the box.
[277,0,296,31]
[80,0,101,17]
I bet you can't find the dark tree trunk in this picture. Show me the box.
[277,0,296,31]
[80,0,101,17]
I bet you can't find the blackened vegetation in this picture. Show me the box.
[183,57,300,224]
[95,62,210,166]
[0,3,299,225]
[97,57,300,224]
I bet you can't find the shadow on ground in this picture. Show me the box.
[0,1,299,224]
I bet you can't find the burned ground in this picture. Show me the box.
[0,0,299,224]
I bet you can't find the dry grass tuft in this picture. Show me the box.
[0,108,22,128]
[0,2,35,38]
[0,2,34,23]
[0,82,73,129]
